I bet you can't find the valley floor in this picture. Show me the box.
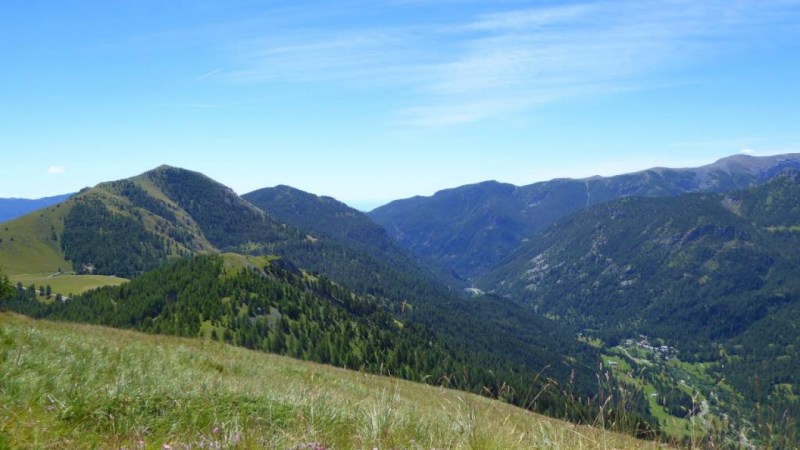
[0,313,661,449]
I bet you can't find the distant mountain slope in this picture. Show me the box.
[243,185,459,287]
[369,153,800,280]
[0,193,72,223]
[480,170,800,410]
[244,185,396,252]
[141,167,292,252]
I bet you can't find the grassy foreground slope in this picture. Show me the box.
[0,313,656,450]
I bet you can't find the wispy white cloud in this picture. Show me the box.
[47,166,66,174]
[195,68,222,81]
[463,3,601,32]
[402,0,800,124]
[224,27,433,87]
[167,0,800,125]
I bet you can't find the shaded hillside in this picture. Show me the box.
[0,193,72,223]
[370,153,800,279]
[143,167,293,252]
[244,184,459,288]
[244,185,398,253]
[481,171,800,417]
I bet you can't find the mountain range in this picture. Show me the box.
[481,170,800,405]
[3,153,800,446]
[369,153,800,280]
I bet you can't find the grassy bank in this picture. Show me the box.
[0,313,659,449]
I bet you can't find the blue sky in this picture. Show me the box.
[2,0,799,210]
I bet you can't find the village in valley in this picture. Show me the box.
[626,335,677,360]
[588,332,735,440]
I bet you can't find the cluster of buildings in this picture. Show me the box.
[625,335,675,359]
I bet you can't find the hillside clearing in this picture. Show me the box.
[9,272,128,296]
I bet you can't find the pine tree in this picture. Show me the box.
[0,269,13,299]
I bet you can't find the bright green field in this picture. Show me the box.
[0,313,661,449]
[9,273,128,297]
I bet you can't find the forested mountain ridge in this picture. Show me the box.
[480,170,800,424]
[243,184,460,288]
[369,153,800,280]
[244,185,397,252]
[40,166,440,301]
[57,165,300,278]
[2,165,396,281]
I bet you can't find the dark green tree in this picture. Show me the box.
[0,268,13,299]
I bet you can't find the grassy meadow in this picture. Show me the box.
[0,313,661,449]
[9,273,128,297]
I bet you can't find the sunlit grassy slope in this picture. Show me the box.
[0,201,129,295]
[0,313,660,449]
[0,204,68,275]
